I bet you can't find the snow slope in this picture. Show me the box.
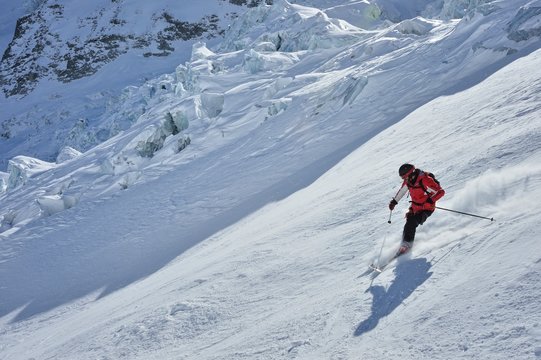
[1,0,541,359]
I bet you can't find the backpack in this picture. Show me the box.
[426,172,440,185]
[416,171,441,197]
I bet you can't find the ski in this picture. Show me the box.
[368,251,405,274]
[368,263,383,273]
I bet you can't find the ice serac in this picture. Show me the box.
[132,109,191,159]
[323,1,382,29]
[0,171,7,192]
[395,17,436,35]
[56,146,82,164]
[6,156,55,190]
[37,194,78,217]
[221,0,362,53]
[507,4,541,42]
[200,92,225,118]
[373,0,501,21]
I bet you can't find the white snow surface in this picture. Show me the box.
[1,0,541,359]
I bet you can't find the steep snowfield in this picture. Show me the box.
[2,43,540,360]
[1,1,541,359]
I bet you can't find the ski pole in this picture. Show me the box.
[388,210,393,224]
[436,206,494,222]
[370,231,388,286]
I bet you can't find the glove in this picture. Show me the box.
[389,199,398,210]
[426,197,434,204]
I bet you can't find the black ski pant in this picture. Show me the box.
[402,210,433,243]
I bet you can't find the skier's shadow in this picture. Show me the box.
[354,258,432,336]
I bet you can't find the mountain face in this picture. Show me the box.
[0,0,269,168]
[1,5,218,97]
[0,1,270,98]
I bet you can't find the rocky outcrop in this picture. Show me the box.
[0,1,247,97]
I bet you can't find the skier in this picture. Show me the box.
[388,164,445,255]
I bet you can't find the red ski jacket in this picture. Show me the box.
[393,170,445,213]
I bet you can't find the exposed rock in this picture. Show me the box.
[0,3,242,97]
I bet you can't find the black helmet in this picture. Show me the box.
[398,163,415,177]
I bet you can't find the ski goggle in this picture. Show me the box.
[400,168,415,180]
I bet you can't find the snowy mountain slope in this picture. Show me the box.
[1,0,541,359]
[2,38,540,360]
[1,0,535,169]
[1,0,539,247]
